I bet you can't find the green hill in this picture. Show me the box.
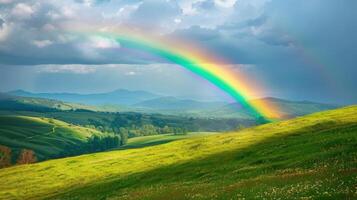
[121,132,218,149]
[204,97,339,119]
[7,89,160,106]
[0,93,103,112]
[0,106,356,199]
[134,96,226,111]
[0,116,114,163]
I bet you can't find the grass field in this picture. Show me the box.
[121,132,218,149]
[0,106,356,199]
[0,116,105,161]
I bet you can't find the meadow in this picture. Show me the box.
[0,106,356,199]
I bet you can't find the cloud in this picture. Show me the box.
[32,40,53,48]
[0,0,14,4]
[11,3,35,18]
[214,0,237,8]
[88,36,120,49]
[125,0,181,32]
[0,19,10,42]
[170,25,220,41]
[125,71,137,76]
[37,64,97,74]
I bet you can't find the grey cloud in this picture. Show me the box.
[0,18,4,28]
[127,0,181,29]
[192,0,216,11]
[170,26,220,41]
[243,15,267,27]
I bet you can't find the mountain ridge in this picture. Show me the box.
[7,89,160,105]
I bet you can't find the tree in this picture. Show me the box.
[0,145,12,168]
[17,149,37,165]
[162,125,172,134]
[113,135,121,147]
[119,129,128,145]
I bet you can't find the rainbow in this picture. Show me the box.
[69,29,280,120]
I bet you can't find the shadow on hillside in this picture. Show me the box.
[118,139,181,150]
[48,121,357,200]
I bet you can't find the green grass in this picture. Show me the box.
[121,132,218,149]
[0,106,356,199]
[0,116,105,161]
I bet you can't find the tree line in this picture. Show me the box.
[0,134,124,168]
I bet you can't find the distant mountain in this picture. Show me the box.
[0,93,101,112]
[134,96,226,111]
[205,97,339,119]
[7,89,161,106]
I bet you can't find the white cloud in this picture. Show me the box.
[116,3,141,19]
[125,71,137,76]
[32,40,53,48]
[214,0,237,8]
[89,36,120,49]
[174,18,181,24]
[0,21,11,42]
[11,3,35,18]
[0,0,14,4]
[37,65,97,74]
[82,0,94,7]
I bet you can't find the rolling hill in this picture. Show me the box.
[5,90,340,120]
[0,115,112,163]
[134,96,226,111]
[0,106,356,199]
[0,93,102,112]
[7,89,160,105]
[204,97,339,119]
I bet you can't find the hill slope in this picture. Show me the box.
[134,96,226,111]
[121,132,218,149]
[7,89,160,105]
[0,106,356,199]
[205,97,339,119]
[0,116,109,162]
[0,93,103,112]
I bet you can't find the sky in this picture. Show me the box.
[0,0,356,104]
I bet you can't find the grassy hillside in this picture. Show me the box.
[0,110,254,135]
[0,116,107,162]
[121,132,218,149]
[0,106,356,199]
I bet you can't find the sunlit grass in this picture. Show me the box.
[121,132,218,149]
